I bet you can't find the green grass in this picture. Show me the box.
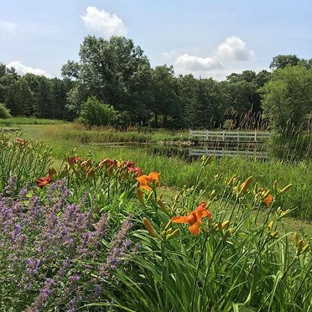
[4,121,312,223]
[0,116,66,126]
[1,122,312,311]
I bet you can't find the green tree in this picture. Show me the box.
[260,65,312,135]
[224,70,271,128]
[62,36,152,124]
[50,78,74,120]
[31,76,53,118]
[0,103,11,118]
[80,96,119,127]
[150,65,183,128]
[177,74,197,128]
[269,54,300,70]
[4,79,34,116]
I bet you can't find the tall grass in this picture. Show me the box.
[0,133,311,311]
[6,122,312,221]
[0,117,66,126]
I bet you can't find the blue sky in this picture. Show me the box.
[1,0,311,80]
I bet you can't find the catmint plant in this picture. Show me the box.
[0,177,139,311]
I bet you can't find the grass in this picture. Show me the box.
[3,120,312,223]
[1,124,312,311]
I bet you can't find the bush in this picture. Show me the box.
[80,96,119,127]
[0,103,12,119]
[0,177,139,311]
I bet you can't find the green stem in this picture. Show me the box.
[190,233,209,312]
[160,239,167,311]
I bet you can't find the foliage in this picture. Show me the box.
[269,129,312,161]
[0,178,138,311]
[0,139,312,311]
[87,158,311,312]
[270,54,301,69]
[16,122,312,221]
[0,103,11,118]
[260,65,312,136]
[62,36,152,124]
[0,133,52,194]
[79,96,119,127]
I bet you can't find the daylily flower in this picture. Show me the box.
[256,188,273,207]
[171,202,212,235]
[67,156,82,168]
[15,138,27,146]
[35,174,52,188]
[98,158,115,168]
[263,193,273,206]
[136,172,160,191]
[121,161,142,177]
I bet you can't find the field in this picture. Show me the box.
[0,118,312,311]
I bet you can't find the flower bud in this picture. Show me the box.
[158,198,169,213]
[227,175,236,186]
[279,184,292,195]
[166,229,180,239]
[273,180,278,193]
[241,176,253,193]
[143,218,160,238]
[302,244,310,253]
[137,189,144,203]
[271,231,278,238]
[266,221,274,234]
[222,220,230,229]
[294,233,300,245]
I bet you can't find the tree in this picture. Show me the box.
[260,65,312,135]
[177,74,197,128]
[4,78,34,116]
[61,36,152,125]
[150,65,183,128]
[223,70,272,128]
[33,76,53,118]
[269,55,300,70]
[50,78,73,120]
[0,103,11,118]
[80,96,119,127]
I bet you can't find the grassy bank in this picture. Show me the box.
[2,120,312,221]
[0,128,311,311]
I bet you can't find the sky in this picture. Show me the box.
[1,0,311,81]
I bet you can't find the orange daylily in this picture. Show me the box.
[263,193,273,206]
[136,172,160,191]
[171,202,212,235]
[35,174,52,188]
[257,188,273,207]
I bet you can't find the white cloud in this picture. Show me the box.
[175,54,223,71]
[81,6,127,37]
[6,61,51,77]
[163,36,255,80]
[0,20,17,34]
[215,36,254,61]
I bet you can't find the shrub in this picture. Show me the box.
[0,103,12,119]
[0,177,139,311]
[80,96,119,127]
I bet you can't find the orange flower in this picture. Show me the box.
[67,156,82,168]
[263,193,273,206]
[35,174,52,188]
[257,188,273,207]
[136,172,160,191]
[171,202,212,235]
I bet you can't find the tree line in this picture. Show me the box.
[1,36,312,131]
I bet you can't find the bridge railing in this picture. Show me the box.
[189,130,270,142]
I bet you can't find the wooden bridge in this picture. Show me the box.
[188,130,271,158]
